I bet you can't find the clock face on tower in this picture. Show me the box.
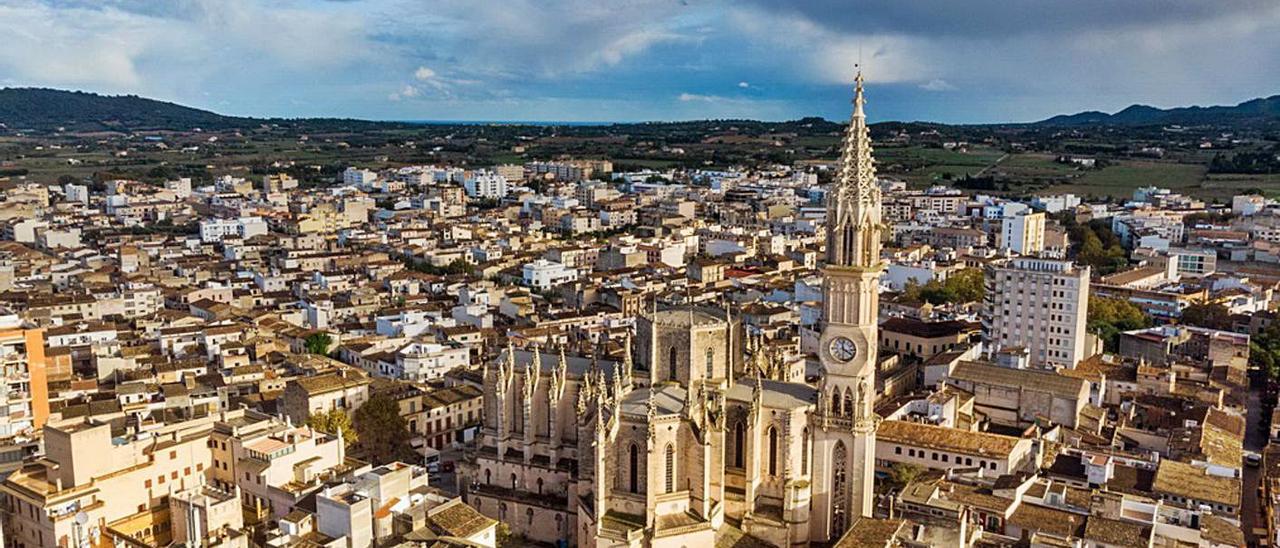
[828,336,857,362]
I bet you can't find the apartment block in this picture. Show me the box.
[983,258,1091,369]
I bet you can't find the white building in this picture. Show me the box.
[342,167,378,187]
[1233,194,1267,217]
[63,183,90,204]
[521,259,577,291]
[1030,194,1081,214]
[982,257,1091,370]
[387,342,470,381]
[463,171,510,199]
[199,216,268,243]
[998,211,1046,256]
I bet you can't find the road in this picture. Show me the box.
[1244,387,1267,546]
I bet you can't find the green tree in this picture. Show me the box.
[306,408,357,445]
[353,394,417,465]
[495,522,514,547]
[887,462,923,490]
[304,332,333,355]
[1087,296,1151,351]
[1179,303,1234,331]
[903,268,986,306]
[1252,324,1280,382]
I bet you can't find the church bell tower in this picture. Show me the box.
[811,70,882,541]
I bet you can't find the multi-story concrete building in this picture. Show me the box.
[0,328,48,440]
[521,259,578,291]
[0,415,216,548]
[342,167,378,187]
[282,369,372,426]
[199,216,268,243]
[998,211,1045,256]
[208,409,349,520]
[983,258,1091,369]
[463,171,510,199]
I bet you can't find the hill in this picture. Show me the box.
[0,88,250,131]
[1037,95,1280,127]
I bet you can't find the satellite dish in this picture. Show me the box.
[75,511,89,526]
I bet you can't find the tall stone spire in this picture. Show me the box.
[827,69,881,269]
[814,70,883,538]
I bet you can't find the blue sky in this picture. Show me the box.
[2,0,1278,124]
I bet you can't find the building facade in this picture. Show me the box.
[982,258,1091,369]
[459,74,884,547]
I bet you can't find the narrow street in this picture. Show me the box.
[1244,387,1268,546]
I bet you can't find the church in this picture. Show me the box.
[460,73,885,548]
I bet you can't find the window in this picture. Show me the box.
[801,428,810,476]
[732,421,745,468]
[665,444,675,493]
[537,478,544,494]
[668,346,678,381]
[705,348,714,378]
[510,473,517,489]
[895,447,902,455]
[767,427,778,476]
[485,469,491,485]
[629,444,639,493]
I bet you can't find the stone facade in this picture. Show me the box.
[459,74,883,548]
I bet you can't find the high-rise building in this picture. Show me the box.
[0,328,48,438]
[998,210,1046,256]
[982,257,1091,369]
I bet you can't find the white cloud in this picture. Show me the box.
[414,66,436,81]
[0,0,374,101]
[919,79,954,91]
[738,81,750,88]
[679,92,721,102]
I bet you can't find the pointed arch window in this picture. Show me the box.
[668,346,678,381]
[801,427,810,476]
[733,420,745,468]
[665,444,675,493]
[832,441,848,536]
[705,348,715,379]
[843,389,853,418]
[767,427,779,476]
[546,402,554,436]
[629,444,639,493]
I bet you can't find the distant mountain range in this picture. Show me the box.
[0,88,247,131]
[3,86,1280,133]
[0,88,404,133]
[1034,95,1280,126]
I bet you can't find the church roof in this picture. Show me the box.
[725,378,817,410]
[496,348,621,379]
[646,307,727,328]
[619,384,687,416]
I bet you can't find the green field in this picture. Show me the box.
[875,145,1005,186]
[1043,160,1207,200]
